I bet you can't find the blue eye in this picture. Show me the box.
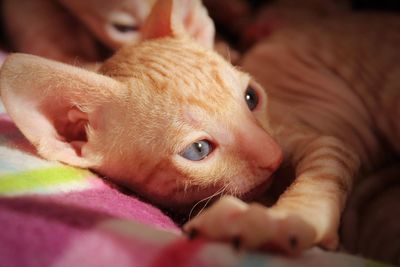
[180,140,213,161]
[245,86,259,111]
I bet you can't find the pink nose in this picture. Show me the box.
[236,119,282,172]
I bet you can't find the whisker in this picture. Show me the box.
[195,185,229,217]
[219,182,232,199]
[226,47,231,63]
[188,185,227,220]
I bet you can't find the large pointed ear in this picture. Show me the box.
[141,0,215,49]
[0,53,124,168]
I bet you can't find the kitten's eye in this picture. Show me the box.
[109,12,139,33]
[180,140,213,161]
[245,86,259,111]
[112,23,139,33]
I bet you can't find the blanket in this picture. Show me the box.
[0,101,390,267]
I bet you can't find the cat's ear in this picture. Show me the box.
[142,0,215,49]
[0,53,124,168]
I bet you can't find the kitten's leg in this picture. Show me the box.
[271,136,360,249]
[184,136,360,253]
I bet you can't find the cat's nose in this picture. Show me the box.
[236,120,282,172]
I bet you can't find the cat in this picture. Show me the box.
[2,0,214,63]
[1,0,399,257]
[0,0,281,215]
[184,5,400,254]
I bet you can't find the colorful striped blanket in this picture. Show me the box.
[0,101,389,267]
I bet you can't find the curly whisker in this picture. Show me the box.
[188,185,228,220]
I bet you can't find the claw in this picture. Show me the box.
[186,228,199,240]
[289,235,298,250]
[232,236,242,251]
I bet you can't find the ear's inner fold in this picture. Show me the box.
[54,108,90,156]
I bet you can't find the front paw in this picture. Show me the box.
[183,196,316,255]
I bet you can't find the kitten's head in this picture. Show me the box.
[0,0,282,208]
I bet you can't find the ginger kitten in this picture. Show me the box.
[0,0,281,208]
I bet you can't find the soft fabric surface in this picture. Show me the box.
[0,101,390,267]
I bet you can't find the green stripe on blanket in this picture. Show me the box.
[0,166,93,195]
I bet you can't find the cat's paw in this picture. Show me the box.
[183,196,316,255]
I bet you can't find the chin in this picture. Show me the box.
[239,176,274,201]
[226,168,276,201]
[171,176,274,216]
